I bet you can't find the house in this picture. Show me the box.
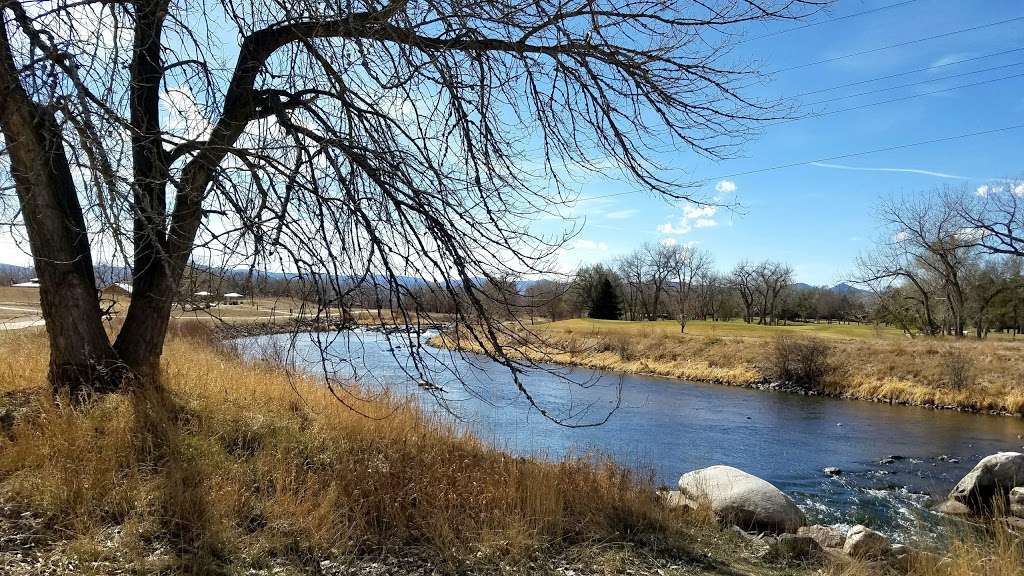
[223,292,244,305]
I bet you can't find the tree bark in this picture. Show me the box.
[0,21,122,395]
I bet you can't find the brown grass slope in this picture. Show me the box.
[434,319,1024,415]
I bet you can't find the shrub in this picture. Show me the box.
[943,348,975,390]
[768,336,833,389]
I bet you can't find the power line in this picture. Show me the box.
[767,71,1024,127]
[771,15,1024,74]
[804,61,1024,106]
[708,124,1024,181]
[578,124,1024,202]
[739,0,923,44]
[792,48,1024,99]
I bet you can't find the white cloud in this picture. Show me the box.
[682,204,717,220]
[715,180,737,194]
[657,221,689,235]
[659,238,677,246]
[956,227,986,242]
[161,86,212,141]
[892,231,910,242]
[1015,183,1024,197]
[571,239,609,251]
[604,208,638,220]
[977,184,1007,197]
[659,203,719,235]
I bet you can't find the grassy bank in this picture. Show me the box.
[434,319,1024,415]
[0,326,764,575]
[0,326,1020,575]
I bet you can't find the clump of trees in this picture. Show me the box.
[855,184,1024,339]
[524,243,867,327]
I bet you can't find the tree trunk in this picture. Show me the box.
[0,23,122,395]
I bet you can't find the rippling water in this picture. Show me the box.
[238,329,1024,540]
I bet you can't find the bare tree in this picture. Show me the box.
[953,179,1024,258]
[879,192,974,336]
[615,250,646,321]
[753,260,792,325]
[729,261,758,324]
[0,0,821,397]
[855,239,940,336]
[523,279,570,323]
[642,242,677,321]
[667,244,711,333]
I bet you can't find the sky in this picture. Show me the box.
[1,0,1022,286]
[547,0,1024,285]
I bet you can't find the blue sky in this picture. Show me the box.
[553,0,1024,285]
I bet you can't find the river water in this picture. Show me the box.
[238,329,1024,541]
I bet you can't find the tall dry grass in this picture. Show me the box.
[0,326,689,574]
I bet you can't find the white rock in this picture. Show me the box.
[934,499,972,516]
[843,525,890,559]
[797,524,845,548]
[677,465,806,534]
[1010,487,1024,518]
[948,452,1024,513]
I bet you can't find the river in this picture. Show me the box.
[238,329,1024,541]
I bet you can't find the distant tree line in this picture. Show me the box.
[513,243,869,332]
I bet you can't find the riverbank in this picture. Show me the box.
[0,326,790,575]
[430,319,1024,416]
[1,326,1021,574]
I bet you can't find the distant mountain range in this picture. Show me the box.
[792,282,868,296]
[0,263,33,281]
[2,261,868,296]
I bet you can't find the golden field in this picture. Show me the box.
[436,319,1024,415]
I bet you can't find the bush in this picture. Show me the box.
[768,336,833,389]
[943,348,975,390]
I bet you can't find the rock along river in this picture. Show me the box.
[238,329,1024,542]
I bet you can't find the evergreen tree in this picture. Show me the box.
[589,278,623,320]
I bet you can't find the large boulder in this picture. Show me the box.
[843,525,890,559]
[677,465,806,534]
[948,452,1024,514]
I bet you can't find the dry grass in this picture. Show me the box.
[0,286,41,305]
[1,325,1020,575]
[0,326,698,574]
[435,319,1024,415]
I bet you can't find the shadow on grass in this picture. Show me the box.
[131,382,224,575]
